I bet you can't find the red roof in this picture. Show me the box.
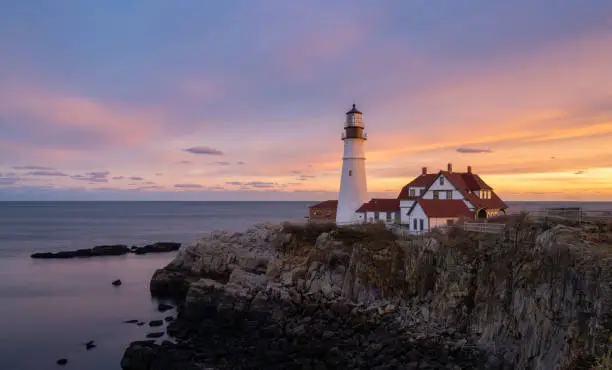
[356,198,400,213]
[439,171,506,210]
[309,200,338,209]
[417,199,474,218]
[397,174,437,198]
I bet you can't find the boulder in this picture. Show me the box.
[146,332,164,339]
[157,303,173,312]
[149,269,193,298]
[149,320,163,327]
[112,279,122,286]
[56,358,68,365]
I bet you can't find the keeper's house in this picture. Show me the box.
[309,163,507,234]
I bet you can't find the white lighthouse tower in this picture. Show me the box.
[336,104,369,225]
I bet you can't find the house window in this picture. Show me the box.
[440,177,445,185]
[433,191,440,200]
[409,189,416,197]
[420,189,426,196]
[386,212,392,222]
[374,212,379,220]
[419,219,424,231]
[446,190,452,199]
[413,219,417,230]
[348,170,352,176]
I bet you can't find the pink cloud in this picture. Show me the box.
[0,84,165,146]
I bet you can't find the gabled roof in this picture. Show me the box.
[397,174,437,199]
[416,199,474,218]
[356,198,400,213]
[436,171,506,210]
[309,200,338,209]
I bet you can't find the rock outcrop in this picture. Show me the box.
[122,221,612,369]
[31,242,181,259]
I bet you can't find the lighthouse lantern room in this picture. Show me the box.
[336,104,369,224]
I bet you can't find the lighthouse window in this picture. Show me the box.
[348,170,352,176]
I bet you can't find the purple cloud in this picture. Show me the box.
[297,175,316,181]
[244,181,275,188]
[24,170,68,177]
[225,181,242,185]
[71,171,110,182]
[177,160,191,164]
[183,146,224,156]
[215,161,231,166]
[129,176,144,181]
[0,176,20,185]
[174,184,204,188]
[237,161,246,165]
[12,165,55,170]
[456,147,493,154]
[112,176,124,180]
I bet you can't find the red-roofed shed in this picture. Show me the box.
[308,200,337,222]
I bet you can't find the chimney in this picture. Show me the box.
[447,163,453,173]
[467,166,472,174]
[422,167,427,175]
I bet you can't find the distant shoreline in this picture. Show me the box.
[0,200,610,203]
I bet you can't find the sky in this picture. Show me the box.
[1,0,611,201]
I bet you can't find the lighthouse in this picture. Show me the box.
[336,104,369,225]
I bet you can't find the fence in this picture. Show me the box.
[525,207,612,225]
[463,221,506,234]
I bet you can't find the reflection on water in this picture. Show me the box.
[0,253,175,370]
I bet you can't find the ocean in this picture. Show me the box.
[0,200,610,370]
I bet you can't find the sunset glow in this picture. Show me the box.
[1,1,611,200]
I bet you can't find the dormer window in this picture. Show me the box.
[409,188,416,197]
[440,177,445,185]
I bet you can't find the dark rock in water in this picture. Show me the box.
[56,358,68,365]
[146,332,164,339]
[157,303,173,312]
[164,316,174,322]
[85,340,96,350]
[30,252,54,259]
[132,242,181,255]
[112,279,122,286]
[149,320,163,327]
[137,322,145,326]
[91,244,131,256]
[31,244,130,259]
[123,319,139,324]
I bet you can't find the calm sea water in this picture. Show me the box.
[0,200,610,370]
[0,201,313,370]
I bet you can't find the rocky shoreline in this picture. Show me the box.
[120,221,612,369]
[30,242,181,259]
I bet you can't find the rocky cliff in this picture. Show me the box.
[122,220,612,369]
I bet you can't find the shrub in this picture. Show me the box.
[334,223,396,244]
[281,222,336,244]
